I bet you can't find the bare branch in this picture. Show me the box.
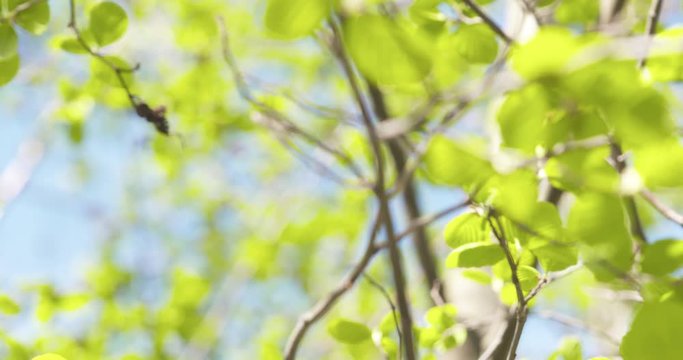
[638,0,665,68]
[283,197,471,358]
[217,17,369,187]
[284,211,382,359]
[535,310,621,347]
[640,190,683,227]
[363,273,403,359]
[460,0,513,44]
[524,263,583,304]
[488,215,528,360]
[328,16,416,358]
[609,143,648,245]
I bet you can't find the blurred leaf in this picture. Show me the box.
[0,54,19,86]
[264,0,329,39]
[555,0,598,25]
[0,295,20,315]
[446,243,505,268]
[327,318,371,344]
[344,14,433,85]
[511,27,580,80]
[641,239,683,276]
[0,24,18,60]
[424,135,495,188]
[461,268,492,284]
[548,337,582,360]
[32,354,67,360]
[89,56,134,87]
[621,301,683,360]
[9,0,50,35]
[425,304,457,332]
[444,212,490,248]
[567,193,633,281]
[89,1,128,46]
[634,139,683,188]
[451,24,498,64]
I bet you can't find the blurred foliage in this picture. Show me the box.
[1,0,683,359]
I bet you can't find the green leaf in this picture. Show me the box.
[648,27,683,81]
[545,147,619,193]
[489,170,538,223]
[327,318,371,344]
[567,193,633,281]
[555,0,599,25]
[0,295,20,315]
[0,54,20,87]
[89,1,128,46]
[31,354,67,360]
[57,37,88,54]
[517,265,541,294]
[461,268,492,284]
[531,242,578,272]
[511,27,580,80]
[0,24,18,60]
[621,301,683,360]
[58,294,90,311]
[549,337,582,360]
[89,56,134,87]
[423,135,495,188]
[344,15,433,85]
[425,304,457,331]
[634,139,683,188]
[264,0,329,39]
[418,326,440,348]
[444,212,490,248]
[451,24,498,64]
[641,239,683,276]
[446,243,505,268]
[378,311,400,335]
[497,83,569,153]
[9,0,50,35]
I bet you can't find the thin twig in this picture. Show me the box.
[367,81,445,305]
[524,263,583,304]
[489,216,527,360]
[638,0,665,68]
[460,0,513,44]
[283,211,382,360]
[329,16,416,359]
[363,273,403,360]
[640,190,683,227]
[67,0,170,135]
[217,17,368,186]
[516,0,543,27]
[609,143,648,245]
[535,310,621,347]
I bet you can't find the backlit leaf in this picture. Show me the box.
[89,1,128,46]
[265,0,329,39]
[327,318,371,344]
[344,15,432,85]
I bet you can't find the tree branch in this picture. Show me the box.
[329,17,416,359]
[363,273,403,358]
[284,211,382,359]
[638,0,665,68]
[460,0,513,44]
[67,0,169,135]
[366,82,445,304]
[640,190,683,227]
[217,17,370,188]
[282,197,470,358]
